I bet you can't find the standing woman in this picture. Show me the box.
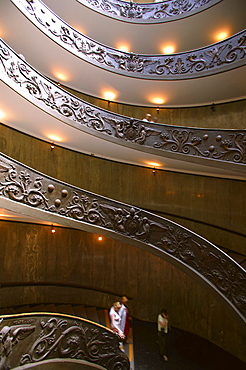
[157,308,169,361]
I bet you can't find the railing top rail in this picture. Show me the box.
[76,0,222,24]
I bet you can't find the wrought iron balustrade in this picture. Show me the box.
[0,313,130,369]
[10,0,246,79]
[76,0,222,23]
[0,38,245,169]
[0,152,245,327]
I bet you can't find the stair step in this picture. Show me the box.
[0,307,15,315]
[85,306,99,323]
[44,304,57,313]
[14,305,31,313]
[55,304,75,315]
[30,304,46,312]
[97,308,107,326]
[73,305,87,319]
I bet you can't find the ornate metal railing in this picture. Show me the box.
[76,0,221,24]
[0,153,245,326]
[10,0,246,79]
[0,39,246,170]
[0,313,130,369]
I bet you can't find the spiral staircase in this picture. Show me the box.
[0,0,245,369]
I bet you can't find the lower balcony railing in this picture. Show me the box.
[0,313,130,369]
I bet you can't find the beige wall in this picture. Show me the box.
[0,222,245,362]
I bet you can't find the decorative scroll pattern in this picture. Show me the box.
[0,39,246,166]
[10,0,246,79]
[0,315,130,369]
[76,0,221,23]
[0,153,245,321]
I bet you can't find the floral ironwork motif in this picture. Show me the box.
[0,153,245,321]
[10,0,246,79]
[0,39,245,167]
[0,321,36,370]
[0,315,130,369]
[76,0,222,23]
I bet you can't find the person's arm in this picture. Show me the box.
[109,309,119,332]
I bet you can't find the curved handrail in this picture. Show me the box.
[76,0,222,24]
[10,0,246,79]
[0,313,129,369]
[0,153,245,326]
[0,39,246,170]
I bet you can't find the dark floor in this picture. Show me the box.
[133,319,246,370]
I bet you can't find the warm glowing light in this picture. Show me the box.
[46,134,63,142]
[0,110,5,120]
[151,97,165,105]
[72,25,85,35]
[98,236,103,241]
[118,44,130,53]
[147,162,161,167]
[103,91,116,101]
[162,45,175,54]
[0,213,13,218]
[215,30,229,42]
[51,225,56,233]
[53,70,69,82]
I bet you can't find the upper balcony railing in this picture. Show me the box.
[0,38,246,171]
[10,0,246,79]
[76,0,222,24]
[0,313,130,369]
[0,153,245,327]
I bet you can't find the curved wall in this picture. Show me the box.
[0,222,245,363]
[0,123,245,255]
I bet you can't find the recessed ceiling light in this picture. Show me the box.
[151,97,165,105]
[147,162,161,167]
[53,70,69,82]
[46,134,63,142]
[162,45,175,54]
[0,109,5,119]
[103,91,116,101]
[215,30,229,42]
[118,44,130,53]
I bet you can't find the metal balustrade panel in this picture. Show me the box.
[0,313,130,369]
[76,0,222,24]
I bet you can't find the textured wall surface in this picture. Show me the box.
[0,222,245,362]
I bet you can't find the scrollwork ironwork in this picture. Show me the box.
[0,315,130,369]
[76,0,222,23]
[0,153,245,322]
[0,38,246,166]
[10,0,246,79]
